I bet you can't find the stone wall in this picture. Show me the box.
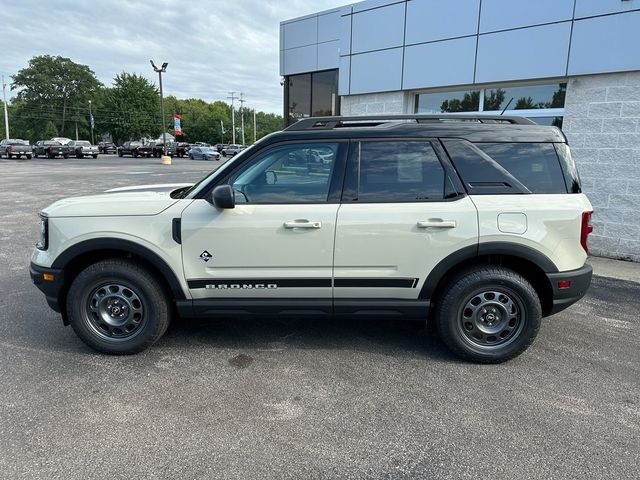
[563,71,640,262]
[340,91,410,116]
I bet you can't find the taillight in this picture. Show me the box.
[581,211,593,255]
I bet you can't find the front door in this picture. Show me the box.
[180,141,347,310]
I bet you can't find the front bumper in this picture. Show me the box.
[29,263,65,314]
[546,263,593,315]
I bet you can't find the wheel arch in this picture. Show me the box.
[51,238,187,322]
[421,242,557,318]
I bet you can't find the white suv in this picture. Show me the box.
[30,115,593,363]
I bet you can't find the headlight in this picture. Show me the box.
[36,214,48,250]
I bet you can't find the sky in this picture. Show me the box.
[1,0,347,114]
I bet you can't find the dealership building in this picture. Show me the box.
[280,0,640,261]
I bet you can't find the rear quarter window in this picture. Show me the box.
[475,143,567,194]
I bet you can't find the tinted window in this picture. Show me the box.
[230,143,339,204]
[287,74,311,124]
[312,70,338,116]
[346,141,445,202]
[483,83,566,111]
[475,143,567,194]
[415,90,480,114]
[554,143,582,193]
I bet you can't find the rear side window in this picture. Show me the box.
[344,141,446,202]
[475,143,566,194]
[443,140,568,194]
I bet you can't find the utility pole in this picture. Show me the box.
[219,120,225,143]
[239,92,246,145]
[150,60,169,156]
[227,92,237,144]
[2,75,9,140]
[88,100,94,145]
[253,108,256,144]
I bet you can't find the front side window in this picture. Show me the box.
[229,143,339,204]
[345,141,446,202]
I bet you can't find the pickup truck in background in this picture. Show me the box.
[68,140,99,158]
[117,141,152,158]
[0,139,33,159]
[33,140,70,159]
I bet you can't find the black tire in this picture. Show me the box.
[66,259,171,354]
[435,266,542,364]
[92,154,98,159]
[7,153,12,159]
[118,151,123,157]
[63,154,69,159]
[34,152,39,158]
[26,154,32,159]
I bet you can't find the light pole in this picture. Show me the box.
[239,92,246,145]
[88,100,94,145]
[253,108,256,144]
[2,75,9,140]
[150,60,168,156]
[227,92,237,144]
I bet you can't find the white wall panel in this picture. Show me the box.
[282,45,317,75]
[575,0,640,18]
[569,11,640,75]
[403,36,477,89]
[283,17,318,49]
[318,41,341,70]
[350,48,403,94]
[351,3,405,54]
[479,0,574,33]
[406,0,480,44]
[476,22,571,83]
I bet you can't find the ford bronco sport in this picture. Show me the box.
[30,115,593,363]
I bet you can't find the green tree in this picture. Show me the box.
[11,55,101,137]
[43,120,58,138]
[103,73,160,143]
[441,91,480,113]
[483,88,506,111]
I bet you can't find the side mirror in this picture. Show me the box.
[211,184,235,209]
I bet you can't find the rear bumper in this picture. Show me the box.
[29,263,65,314]
[546,264,593,315]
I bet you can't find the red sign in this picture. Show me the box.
[173,114,182,136]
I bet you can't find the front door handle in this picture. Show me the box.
[283,220,322,229]
[417,219,457,229]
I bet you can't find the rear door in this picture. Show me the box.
[333,139,478,312]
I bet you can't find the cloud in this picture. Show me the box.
[0,0,346,113]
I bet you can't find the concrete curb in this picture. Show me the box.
[588,256,640,284]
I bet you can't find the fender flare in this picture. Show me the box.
[419,242,558,299]
[51,238,187,300]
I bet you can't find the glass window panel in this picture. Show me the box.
[415,90,480,113]
[287,74,311,124]
[230,143,338,204]
[529,116,563,128]
[475,143,567,194]
[483,83,566,111]
[312,70,338,117]
[355,141,445,202]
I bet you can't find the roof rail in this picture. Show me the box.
[284,114,536,131]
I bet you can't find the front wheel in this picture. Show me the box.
[435,266,542,364]
[66,259,171,354]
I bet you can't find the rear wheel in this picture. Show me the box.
[26,154,32,159]
[92,154,98,158]
[435,266,542,363]
[66,259,171,354]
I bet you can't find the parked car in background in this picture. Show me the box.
[34,141,69,159]
[51,137,73,146]
[175,142,190,157]
[214,143,227,153]
[221,144,246,157]
[68,140,99,158]
[98,142,117,154]
[150,142,176,158]
[117,141,152,158]
[0,139,33,159]
[189,146,220,161]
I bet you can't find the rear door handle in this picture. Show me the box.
[284,220,322,229]
[417,220,457,229]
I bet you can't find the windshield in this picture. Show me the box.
[10,140,29,145]
[180,142,260,199]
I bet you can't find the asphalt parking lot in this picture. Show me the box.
[0,155,639,479]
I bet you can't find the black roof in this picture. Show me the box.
[277,115,566,143]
